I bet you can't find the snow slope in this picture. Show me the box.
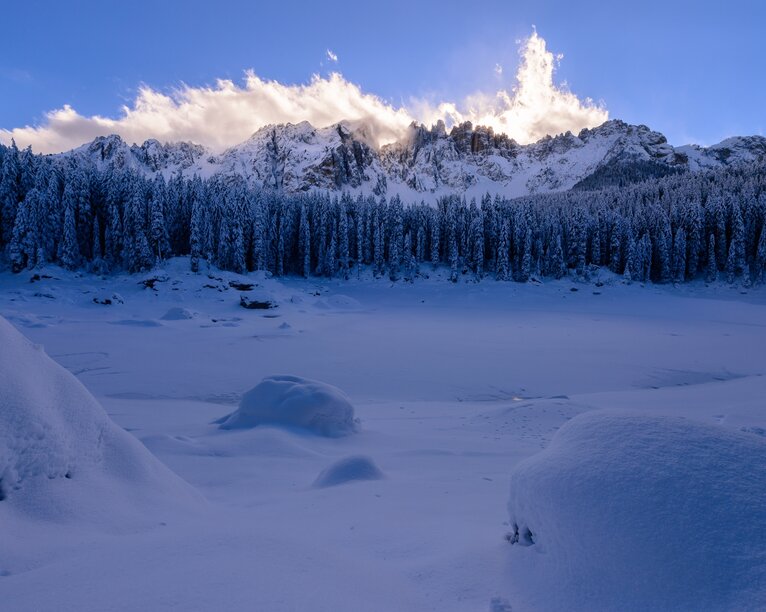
[0,313,199,525]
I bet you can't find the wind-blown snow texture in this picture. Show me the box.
[506,411,766,611]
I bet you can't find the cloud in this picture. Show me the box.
[494,63,503,76]
[326,49,338,63]
[416,31,608,146]
[0,31,607,154]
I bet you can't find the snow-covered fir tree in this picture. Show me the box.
[0,140,765,287]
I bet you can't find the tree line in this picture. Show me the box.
[1,139,765,285]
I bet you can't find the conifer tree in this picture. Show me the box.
[657,223,672,283]
[299,202,311,278]
[550,232,566,279]
[150,178,169,262]
[92,214,102,261]
[726,203,746,282]
[9,189,38,271]
[0,140,22,248]
[429,210,440,268]
[496,219,510,281]
[755,222,766,284]
[189,198,203,273]
[706,234,717,283]
[624,233,636,281]
[672,228,686,283]
[470,208,484,278]
[338,201,350,279]
[60,183,80,270]
[373,215,384,277]
[519,228,533,282]
[609,219,622,273]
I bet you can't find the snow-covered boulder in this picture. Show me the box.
[506,411,766,611]
[239,293,278,310]
[0,316,200,524]
[313,455,384,488]
[160,306,195,320]
[217,375,358,437]
[92,292,124,305]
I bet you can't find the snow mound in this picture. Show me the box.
[506,411,766,611]
[160,307,195,320]
[217,375,358,437]
[313,455,384,488]
[0,316,199,524]
[326,294,362,310]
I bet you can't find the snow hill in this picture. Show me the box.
[60,119,766,199]
[0,314,200,526]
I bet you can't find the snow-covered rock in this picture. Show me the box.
[216,121,384,193]
[677,135,766,172]
[506,411,766,611]
[70,134,208,175]
[92,292,124,305]
[313,455,384,488]
[0,315,200,523]
[239,291,278,310]
[217,375,358,437]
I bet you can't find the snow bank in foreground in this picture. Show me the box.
[313,455,384,488]
[507,411,766,611]
[217,375,358,437]
[0,316,199,524]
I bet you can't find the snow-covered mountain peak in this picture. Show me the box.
[58,119,766,199]
[70,133,209,174]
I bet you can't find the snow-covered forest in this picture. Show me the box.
[2,140,765,285]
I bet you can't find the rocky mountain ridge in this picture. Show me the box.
[61,119,766,199]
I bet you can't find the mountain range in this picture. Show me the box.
[61,119,766,200]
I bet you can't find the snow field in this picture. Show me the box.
[2,259,766,610]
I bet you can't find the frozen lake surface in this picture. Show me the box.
[2,259,765,611]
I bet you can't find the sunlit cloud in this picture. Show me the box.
[416,31,607,146]
[0,31,607,153]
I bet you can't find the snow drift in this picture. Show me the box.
[313,455,384,488]
[0,315,200,524]
[506,411,766,611]
[217,375,358,437]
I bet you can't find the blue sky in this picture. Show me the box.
[1,0,764,151]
